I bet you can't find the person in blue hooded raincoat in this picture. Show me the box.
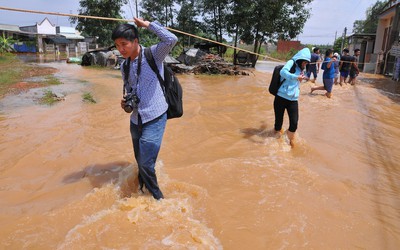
[274,48,311,147]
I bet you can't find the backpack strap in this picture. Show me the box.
[123,57,131,95]
[280,59,296,84]
[123,47,143,96]
[144,48,165,90]
[289,59,296,73]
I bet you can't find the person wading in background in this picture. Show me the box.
[349,48,361,85]
[306,47,321,83]
[112,18,178,200]
[333,52,340,85]
[310,49,336,98]
[339,48,352,86]
[274,48,311,147]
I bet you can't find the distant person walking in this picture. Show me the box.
[333,52,340,84]
[339,48,352,85]
[274,48,311,147]
[306,47,321,83]
[349,48,361,85]
[310,49,336,98]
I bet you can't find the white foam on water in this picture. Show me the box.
[55,161,223,249]
[57,207,117,250]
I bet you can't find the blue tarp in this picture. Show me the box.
[14,44,36,53]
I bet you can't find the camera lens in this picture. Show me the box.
[124,105,133,113]
[123,93,139,113]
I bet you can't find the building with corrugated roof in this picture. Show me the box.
[0,17,86,54]
[374,0,400,76]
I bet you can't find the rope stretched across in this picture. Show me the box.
[0,6,282,62]
[0,6,376,66]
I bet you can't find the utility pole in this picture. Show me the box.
[340,27,347,52]
[334,31,337,45]
[135,0,138,18]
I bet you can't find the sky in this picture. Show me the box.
[0,0,379,45]
[297,0,379,45]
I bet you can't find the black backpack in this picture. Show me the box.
[269,59,296,96]
[144,48,183,119]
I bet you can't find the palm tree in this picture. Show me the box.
[0,32,16,55]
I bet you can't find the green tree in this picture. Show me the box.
[175,0,203,48]
[0,32,16,55]
[353,0,388,33]
[333,37,347,53]
[140,0,175,27]
[70,0,127,47]
[237,0,312,67]
[200,0,229,56]
[226,0,253,64]
[113,0,312,67]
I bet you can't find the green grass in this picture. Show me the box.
[0,69,20,84]
[269,49,298,61]
[0,53,17,63]
[0,54,63,98]
[82,92,96,103]
[45,75,62,85]
[39,89,59,105]
[0,54,24,96]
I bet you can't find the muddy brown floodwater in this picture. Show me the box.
[0,59,399,249]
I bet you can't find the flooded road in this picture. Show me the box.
[0,59,400,249]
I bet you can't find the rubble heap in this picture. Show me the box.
[194,54,249,75]
[171,52,250,76]
[80,47,250,76]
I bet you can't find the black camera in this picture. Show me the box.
[123,92,140,113]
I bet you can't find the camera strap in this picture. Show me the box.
[123,45,143,96]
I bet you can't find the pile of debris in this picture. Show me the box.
[172,49,249,75]
[195,54,249,75]
[80,47,250,76]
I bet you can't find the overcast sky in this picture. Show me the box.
[297,0,379,44]
[0,0,378,45]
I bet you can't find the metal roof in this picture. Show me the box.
[60,33,85,40]
[164,55,180,64]
[0,23,38,35]
[0,22,85,39]
[0,23,21,32]
[46,36,71,44]
[348,33,376,38]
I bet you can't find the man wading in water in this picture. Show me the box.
[112,18,177,200]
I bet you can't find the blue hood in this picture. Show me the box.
[277,48,311,101]
[292,48,311,62]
